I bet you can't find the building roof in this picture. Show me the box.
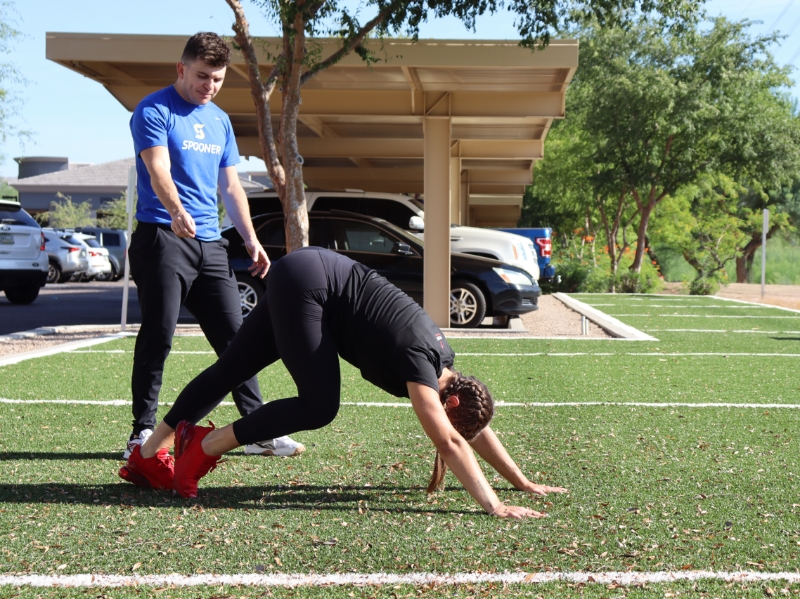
[11,157,135,193]
[10,156,263,194]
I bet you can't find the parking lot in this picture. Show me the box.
[0,280,192,336]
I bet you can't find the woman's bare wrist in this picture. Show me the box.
[487,503,502,516]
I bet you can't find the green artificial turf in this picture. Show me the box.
[0,294,798,597]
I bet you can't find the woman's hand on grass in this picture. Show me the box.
[519,482,568,496]
[490,504,547,519]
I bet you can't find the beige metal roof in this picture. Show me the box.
[46,33,577,227]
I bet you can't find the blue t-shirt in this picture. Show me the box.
[130,86,240,241]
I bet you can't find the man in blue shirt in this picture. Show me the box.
[122,32,303,466]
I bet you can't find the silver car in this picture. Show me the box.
[42,229,89,284]
[68,232,112,281]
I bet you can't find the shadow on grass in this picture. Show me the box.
[0,482,476,516]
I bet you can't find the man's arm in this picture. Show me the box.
[407,381,545,519]
[218,166,270,278]
[469,426,568,496]
[139,146,196,238]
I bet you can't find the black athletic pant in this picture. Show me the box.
[129,222,263,435]
[163,247,341,444]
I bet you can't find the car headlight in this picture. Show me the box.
[493,267,532,285]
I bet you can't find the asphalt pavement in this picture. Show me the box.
[0,280,195,336]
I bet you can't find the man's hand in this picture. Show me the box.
[490,504,547,519]
[170,210,197,239]
[519,482,568,496]
[245,239,270,278]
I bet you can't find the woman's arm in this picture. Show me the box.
[407,382,544,519]
[469,426,567,496]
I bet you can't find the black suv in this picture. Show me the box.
[223,211,540,328]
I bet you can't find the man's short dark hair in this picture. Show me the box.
[181,32,231,68]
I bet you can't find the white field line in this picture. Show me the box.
[586,304,771,309]
[0,334,128,367]
[711,295,800,314]
[3,398,800,410]
[459,352,800,357]
[69,350,213,354]
[66,350,800,357]
[614,314,800,319]
[575,294,716,299]
[648,329,800,334]
[1,570,799,588]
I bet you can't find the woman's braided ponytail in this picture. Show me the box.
[427,372,494,493]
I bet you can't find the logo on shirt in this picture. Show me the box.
[182,140,222,154]
[193,124,206,140]
[435,333,444,349]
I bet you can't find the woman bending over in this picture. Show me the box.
[120,247,566,518]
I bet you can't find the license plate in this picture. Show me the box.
[0,233,12,245]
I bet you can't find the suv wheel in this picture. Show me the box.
[46,261,61,285]
[5,285,41,305]
[111,263,123,281]
[450,281,487,328]
[95,268,113,282]
[235,273,264,317]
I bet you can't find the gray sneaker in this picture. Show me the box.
[244,435,305,457]
[122,428,153,460]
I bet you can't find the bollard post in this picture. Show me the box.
[121,166,136,332]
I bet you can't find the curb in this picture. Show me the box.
[552,293,657,341]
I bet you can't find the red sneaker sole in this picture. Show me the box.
[118,465,152,488]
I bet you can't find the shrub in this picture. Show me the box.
[615,267,663,294]
[547,256,611,293]
[689,276,720,295]
[547,242,663,294]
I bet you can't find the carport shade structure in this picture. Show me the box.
[46,33,577,327]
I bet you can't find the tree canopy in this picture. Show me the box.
[530,15,800,290]
[0,1,27,162]
[225,0,705,250]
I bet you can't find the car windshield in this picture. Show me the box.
[408,198,424,212]
[369,217,424,248]
[83,238,101,248]
[63,235,86,246]
[0,204,39,227]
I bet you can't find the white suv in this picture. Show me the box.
[245,190,540,281]
[0,199,48,304]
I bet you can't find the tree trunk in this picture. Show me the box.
[588,209,597,266]
[226,0,393,253]
[735,254,750,284]
[278,15,310,252]
[683,251,704,279]
[630,196,654,272]
[597,189,629,294]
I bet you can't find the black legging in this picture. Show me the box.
[162,248,341,444]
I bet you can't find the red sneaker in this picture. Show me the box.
[174,420,221,498]
[118,445,174,489]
